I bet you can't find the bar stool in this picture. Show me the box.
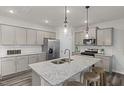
[63,81,83,86]
[92,67,106,86]
[83,72,100,86]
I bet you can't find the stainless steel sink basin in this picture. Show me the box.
[51,58,74,64]
[61,58,73,62]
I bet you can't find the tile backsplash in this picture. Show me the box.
[0,46,42,57]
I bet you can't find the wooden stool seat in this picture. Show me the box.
[92,67,104,74]
[63,81,83,86]
[92,67,106,86]
[83,72,100,86]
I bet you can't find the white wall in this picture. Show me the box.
[73,18,124,74]
[56,27,73,57]
[0,16,55,57]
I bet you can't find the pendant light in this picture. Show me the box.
[64,6,68,33]
[85,6,90,39]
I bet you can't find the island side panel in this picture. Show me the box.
[32,70,51,86]
[32,70,41,86]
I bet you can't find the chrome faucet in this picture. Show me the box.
[64,49,71,62]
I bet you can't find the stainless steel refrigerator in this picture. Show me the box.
[43,38,60,60]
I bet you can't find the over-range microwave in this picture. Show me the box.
[83,39,96,45]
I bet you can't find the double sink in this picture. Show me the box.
[51,58,74,64]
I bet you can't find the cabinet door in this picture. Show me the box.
[0,27,2,44]
[1,57,16,76]
[95,55,112,72]
[44,32,50,38]
[1,25,15,45]
[15,27,27,45]
[36,31,44,45]
[49,32,56,38]
[75,32,79,45]
[37,53,46,62]
[27,29,37,45]
[97,30,104,45]
[97,28,113,46]
[29,55,38,64]
[16,56,29,72]
[0,59,1,77]
[103,29,112,45]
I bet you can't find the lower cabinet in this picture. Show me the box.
[1,57,16,76]
[0,53,46,77]
[95,55,113,73]
[16,56,29,72]
[29,55,38,64]
[37,53,46,62]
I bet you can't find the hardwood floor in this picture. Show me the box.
[0,71,124,86]
[0,71,32,86]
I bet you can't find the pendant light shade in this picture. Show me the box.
[64,6,68,33]
[85,6,90,39]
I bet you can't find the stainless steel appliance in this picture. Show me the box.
[43,38,60,60]
[81,49,98,57]
[83,39,96,45]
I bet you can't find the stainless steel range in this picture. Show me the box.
[43,38,60,60]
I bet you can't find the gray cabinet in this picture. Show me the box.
[16,56,29,72]
[37,53,46,62]
[49,32,56,38]
[29,55,38,64]
[1,57,16,76]
[95,55,113,73]
[97,28,113,46]
[15,27,27,45]
[0,59,1,77]
[1,25,16,45]
[27,29,37,45]
[36,31,44,45]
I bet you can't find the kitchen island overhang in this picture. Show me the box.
[29,55,101,86]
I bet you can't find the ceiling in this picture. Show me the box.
[0,6,124,28]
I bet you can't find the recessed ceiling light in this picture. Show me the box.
[84,20,87,23]
[66,10,70,13]
[9,10,14,14]
[45,20,49,24]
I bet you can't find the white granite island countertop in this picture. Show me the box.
[29,55,101,86]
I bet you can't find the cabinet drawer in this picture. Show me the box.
[1,57,15,62]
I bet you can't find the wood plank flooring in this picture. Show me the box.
[0,71,32,86]
[0,71,124,86]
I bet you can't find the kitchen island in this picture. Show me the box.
[29,55,101,86]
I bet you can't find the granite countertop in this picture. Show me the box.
[0,52,46,58]
[29,55,101,85]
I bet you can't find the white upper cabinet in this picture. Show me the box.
[15,27,27,45]
[27,29,37,45]
[44,31,50,38]
[103,29,112,45]
[49,32,56,38]
[1,25,16,45]
[36,30,44,45]
[97,30,104,45]
[97,28,113,46]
